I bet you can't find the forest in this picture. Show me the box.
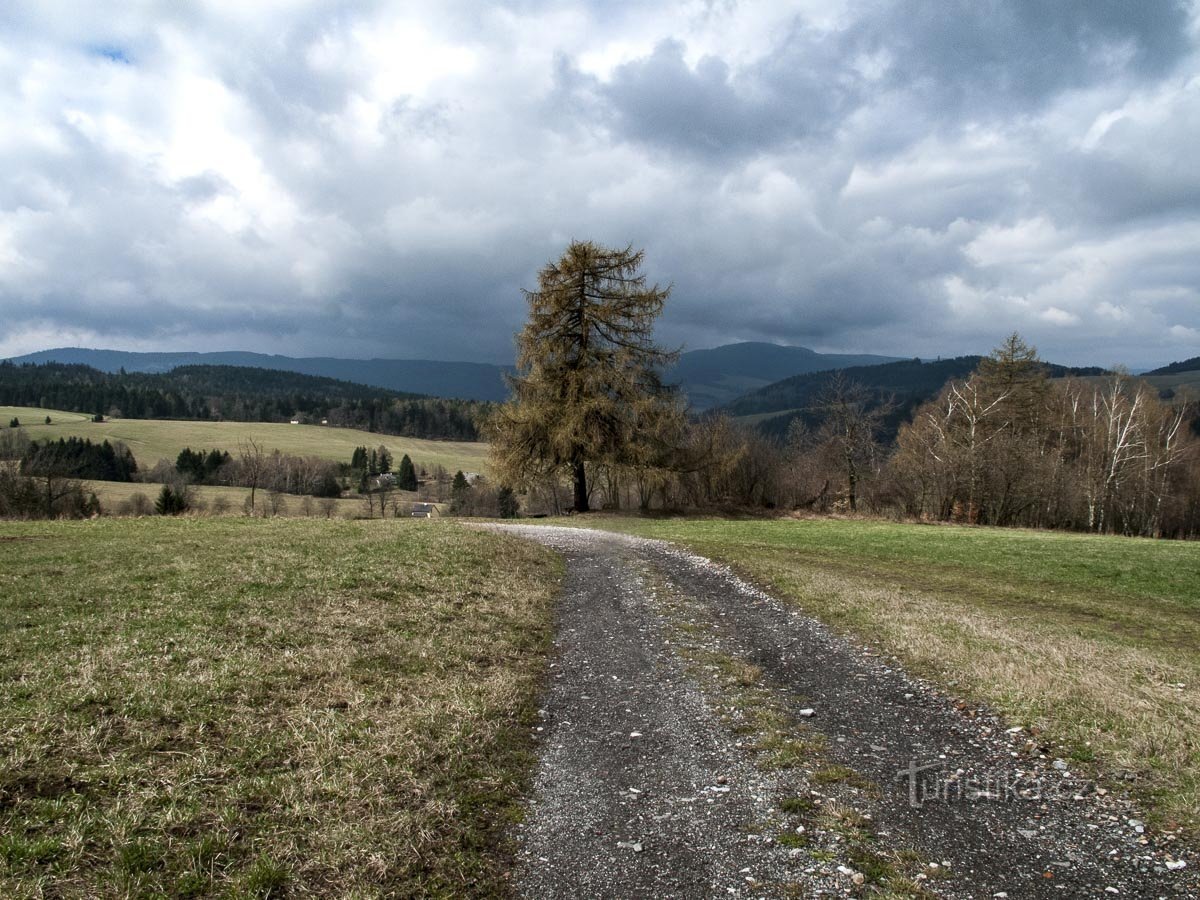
[0,362,488,441]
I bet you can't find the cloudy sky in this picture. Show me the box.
[2,1,1198,368]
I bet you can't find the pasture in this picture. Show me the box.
[0,518,559,896]
[82,479,377,518]
[1,406,489,473]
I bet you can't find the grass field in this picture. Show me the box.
[572,516,1200,836]
[1,406,490,473]
[83,479,381,519]
[0,518,560,897]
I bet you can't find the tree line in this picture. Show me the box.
[20,436,138,482]
[0,362,487,440]
[0,434,115,518]
[156,444,343,500]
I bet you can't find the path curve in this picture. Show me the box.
[488,525,1196,899]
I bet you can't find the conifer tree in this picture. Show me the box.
[450,470,470,512]
[396,454,418,491]
[489,240,682,512]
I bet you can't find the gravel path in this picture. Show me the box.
[486,525,1197,899]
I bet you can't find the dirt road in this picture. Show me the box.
[488,525,1196,899]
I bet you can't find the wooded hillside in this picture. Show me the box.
[0,362,488,441]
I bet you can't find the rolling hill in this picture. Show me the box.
[0,362,487,441]
[6,343,905,410]
[6,348,513,402]
[1148,356,1200,376]
[663,342,902,409]
[724,356,1109,440]
[1,405,489,473]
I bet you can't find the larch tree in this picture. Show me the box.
[489,240,681,512]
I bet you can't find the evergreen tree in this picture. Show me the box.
[9,417,18,428]
[154,484,189,515]
[396,454,418,491]
[497,485,519,518]
[377,445,393,474]
[489,241,682,512]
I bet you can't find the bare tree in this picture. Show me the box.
[238,437,265,514]
[267,490,289,517]
[375,483,393,518]
[814,374,892,512]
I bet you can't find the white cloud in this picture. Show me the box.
[1040,306,1081,327]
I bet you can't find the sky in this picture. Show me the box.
[1,1,1198,369]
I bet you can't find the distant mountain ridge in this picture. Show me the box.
[664,342,903,409]
[1148,356,1200,376]
[6,348,513,402]
[7,343,907,410]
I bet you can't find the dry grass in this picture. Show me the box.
[0,517,560,897]
[83,479,372,519]
[1,405,489,473]
[579,517,1200,837]
[779,566,1200,830]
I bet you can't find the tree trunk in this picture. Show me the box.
[846,452,858,512]
[573,460,589,513]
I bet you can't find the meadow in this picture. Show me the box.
[82,479,372,518]
[0,518,559,897]
[576,516,1200,835]
[1,406,490,473]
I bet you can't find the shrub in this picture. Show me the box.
[118,492,154,517]
[155,485,189,516]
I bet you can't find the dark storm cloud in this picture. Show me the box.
[851,0,1194,107]
[0,1,1198,368]
[595,0,1195,161]
[596,35,851,160]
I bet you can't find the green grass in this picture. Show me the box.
[1,406,490,473]
[0,517,560,897]
[585,517,1200,609]
[570,516,1200,835]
